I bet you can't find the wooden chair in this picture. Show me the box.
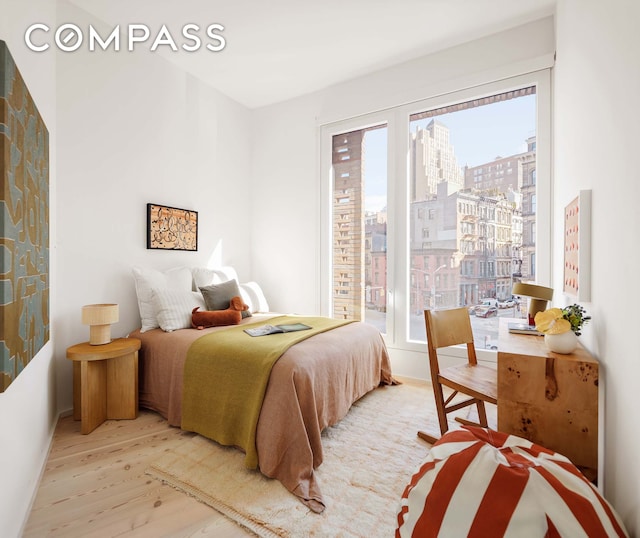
[418,307,498,444]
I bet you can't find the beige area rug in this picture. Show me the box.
[146,383,440,537]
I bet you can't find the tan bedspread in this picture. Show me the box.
[182,316,353,469]
[130,315,395,512]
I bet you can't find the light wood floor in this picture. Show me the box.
[24,411,254,537]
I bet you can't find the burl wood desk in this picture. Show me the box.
[497,318,598,481]
[67,337,141,434]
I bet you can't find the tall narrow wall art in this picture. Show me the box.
[563,190,591,301]
[0,41,50,392]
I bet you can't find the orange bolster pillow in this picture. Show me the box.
[191,296,248,329]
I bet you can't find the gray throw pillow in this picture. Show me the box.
[199,280,251,318]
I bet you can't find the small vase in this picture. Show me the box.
[544,331,578,354]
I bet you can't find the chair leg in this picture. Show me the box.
[454,399,490,429]
[455,416,479,427]
[432,382,449,436]
[417,382,449,444]
[476,400,488,428]
[417,430,439,444]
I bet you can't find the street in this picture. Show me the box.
[365,305,526,349]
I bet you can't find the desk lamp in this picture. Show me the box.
[81,304,119,345]
[512,283,553,326]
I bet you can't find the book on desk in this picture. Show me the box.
[507,322,542,336]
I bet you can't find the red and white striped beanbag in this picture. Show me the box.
[396,426,628,537]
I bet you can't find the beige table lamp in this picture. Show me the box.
[512,283,553,325]
[81,304,119,345]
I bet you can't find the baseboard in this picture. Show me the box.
[18,408,71,536]
[59,407,73,418]
[393,374,430,387]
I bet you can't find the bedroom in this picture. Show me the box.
[1,0,638,536]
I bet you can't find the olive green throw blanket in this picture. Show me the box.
[181,316,353,469]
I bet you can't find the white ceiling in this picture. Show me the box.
[67,0,556,109]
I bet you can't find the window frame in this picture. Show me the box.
[320,69,551,365]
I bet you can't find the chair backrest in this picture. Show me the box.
[424,307,477,366]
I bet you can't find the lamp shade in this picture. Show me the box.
[81,304,119,345]
[512,283,553,325]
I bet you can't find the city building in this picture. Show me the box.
[332,130,365,320]
[411,119,465,202]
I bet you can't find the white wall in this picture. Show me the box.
[54,0,253,413]
[250,17,555,315]
[0,1,57,536]
[554,0,640,534]
[2,1,253,533]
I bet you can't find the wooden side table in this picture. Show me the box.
[497,318,598,481]
[66,337,141,434]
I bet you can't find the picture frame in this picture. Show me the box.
[563,190,591,301]
[1,40,50,392]
[147,203,198,251]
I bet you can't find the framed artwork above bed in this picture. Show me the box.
[147,203,198,251]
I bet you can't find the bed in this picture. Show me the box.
[130,313,394,513]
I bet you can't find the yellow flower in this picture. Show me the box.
[534,308,572,335]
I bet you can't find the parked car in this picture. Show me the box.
[469,298,499,315]
[484,337,498,350]
[475,305,498,318]
[498,299,517,309]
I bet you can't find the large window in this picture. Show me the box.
[407,88,537,345]
[321,72,551,358]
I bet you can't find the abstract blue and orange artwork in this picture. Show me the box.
[0,40,49,391]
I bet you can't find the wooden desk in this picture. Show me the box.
[67,338,141,434]
[497,319,598,480]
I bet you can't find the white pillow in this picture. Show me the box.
[191,266,239,289]
[132,266,193,332]
[153,289,206,332]
[192,267,223,289]
[238,286,254,312]
[240,282,269,313]
[214,266,239,282]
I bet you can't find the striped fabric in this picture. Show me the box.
[397,426,628,537]
[153,288,206,332]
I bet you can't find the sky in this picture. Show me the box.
[363,94,536,211]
